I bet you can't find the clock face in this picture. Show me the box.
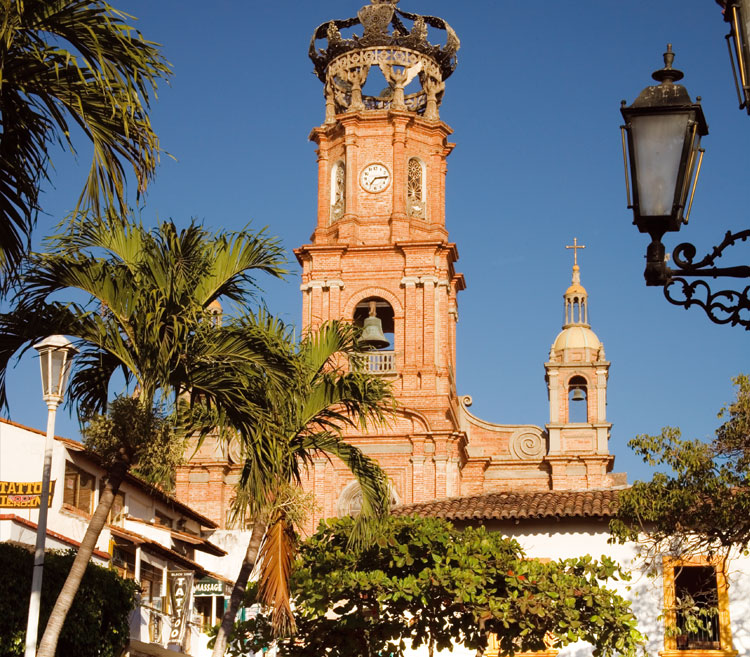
[360,163,391,193]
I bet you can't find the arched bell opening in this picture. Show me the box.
[353,297,396,373]
[567,375,588,423]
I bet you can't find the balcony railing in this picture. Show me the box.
[351,350,396,374]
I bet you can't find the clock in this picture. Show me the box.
[360,163,391,193]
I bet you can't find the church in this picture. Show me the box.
[174,2,750,656]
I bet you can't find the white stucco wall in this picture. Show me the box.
[401,520,750,657]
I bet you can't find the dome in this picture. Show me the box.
[565,282,586,297]
[552,325,601,352]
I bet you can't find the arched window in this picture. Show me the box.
[407,157,425,219]
[567,375,588,423]
[330,160,345,223]
[337,481,400,518]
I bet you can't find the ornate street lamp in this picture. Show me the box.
[620,46,750,329]
[716,0,750,113]
[25,335,77,657]
[620,45,708,285]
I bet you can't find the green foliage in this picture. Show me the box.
[228,515,644,657]
[611,375,750,555]
[0,215,287,416]
[82,396,184,490]
[0,0,171,275]
[0,543,137,657]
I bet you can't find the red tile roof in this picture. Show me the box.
[392,488,622,521]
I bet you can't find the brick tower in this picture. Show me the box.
[296,0,466,527]
[173,2,624,531]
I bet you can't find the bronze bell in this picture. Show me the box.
[359,301,389,350]
[571,388,586,402]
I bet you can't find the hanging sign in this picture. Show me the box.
[195,576,224,595]
[168,570,194,645]
[0,481,55,508]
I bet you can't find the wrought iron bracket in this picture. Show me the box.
[646,229,750,329]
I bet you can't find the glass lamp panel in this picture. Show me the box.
[49,349,66,397]
[630,112,690,217]
[39,350,52,397]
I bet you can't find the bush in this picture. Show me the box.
[0,543,138,656]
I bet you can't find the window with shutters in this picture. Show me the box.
[63,462,95,514]
[154,509,174,528]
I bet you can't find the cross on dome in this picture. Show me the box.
[566,237,586,268]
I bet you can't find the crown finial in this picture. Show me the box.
[309,2,459,122]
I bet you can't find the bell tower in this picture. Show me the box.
[544,240,614,489]
[295,0,466,525]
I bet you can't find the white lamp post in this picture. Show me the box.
[24,335,78,657]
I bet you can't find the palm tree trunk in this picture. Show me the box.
[211,519,266,657]
[36,465,126,657]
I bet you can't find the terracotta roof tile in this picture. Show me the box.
[392,488,623,521]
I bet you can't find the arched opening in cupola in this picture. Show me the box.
[567,375,588,423]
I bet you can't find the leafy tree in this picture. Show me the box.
[0,0,170,277]
[610,374,750,558]
[210,321,394,657]
[0,543,138,657]
[0,215,288,656]
[225,515,644,657]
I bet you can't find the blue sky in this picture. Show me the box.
[4,0,749,483]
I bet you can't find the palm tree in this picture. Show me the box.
[210,321,394,657]
[0,0,170,276]
[0,214,289,657]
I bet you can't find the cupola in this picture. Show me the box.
[551,239,604,362]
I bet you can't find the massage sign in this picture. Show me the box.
[0,481,55,508]
[168,570,194,644]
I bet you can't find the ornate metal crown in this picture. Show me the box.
[309,0,460,122]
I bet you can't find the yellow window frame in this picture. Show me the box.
[660,555,737,657]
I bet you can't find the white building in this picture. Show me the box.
[0,416,240,657]
[395,490,749,657]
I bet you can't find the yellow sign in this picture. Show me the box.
[0,481,55,508]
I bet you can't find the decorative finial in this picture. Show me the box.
[309,1,459,120]
[663,43,675,70]
[651,43,684,84]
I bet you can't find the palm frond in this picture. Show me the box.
[0,0,170,275]
[257,511,297,636]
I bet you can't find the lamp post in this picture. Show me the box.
[24,335,77,657]
[620,45,750,329]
